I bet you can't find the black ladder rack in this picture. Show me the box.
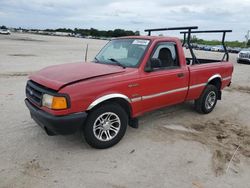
[145,26,198,36]
[144,26,199,64]
[180,30,232,61]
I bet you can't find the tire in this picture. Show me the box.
[195,85,218,114]
[83,104,128,149]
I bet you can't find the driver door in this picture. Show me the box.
[135,42,189,113]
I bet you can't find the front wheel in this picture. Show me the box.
[195,85,218,114]
[83,104,128,149]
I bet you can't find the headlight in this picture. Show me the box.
[42,94,68,110]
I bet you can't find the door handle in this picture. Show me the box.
[177,73,185,78]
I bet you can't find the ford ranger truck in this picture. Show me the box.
[25,27,233,149]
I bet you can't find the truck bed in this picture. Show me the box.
[186,58,225,65]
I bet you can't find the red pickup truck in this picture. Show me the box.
[25,27,233,148]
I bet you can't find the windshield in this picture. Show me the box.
[95,39,150,68]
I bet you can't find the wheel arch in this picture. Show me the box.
[86,94,132,118]
[207,74,222,99]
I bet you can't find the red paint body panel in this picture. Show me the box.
[27,36,234,118]
[185,62,233,100]
[30,62,126,90]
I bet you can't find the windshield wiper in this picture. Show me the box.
[108,58,126,69]
[94,57,100,62]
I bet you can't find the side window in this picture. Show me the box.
[151,42,179,69]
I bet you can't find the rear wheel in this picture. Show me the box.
[195,85,218,114]
[83,104,128,149]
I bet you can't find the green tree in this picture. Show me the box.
[135,31,140,36]
[0,25,7,29]
[191,35,198,43]
[44,27,139,38]
[247,40,250,47]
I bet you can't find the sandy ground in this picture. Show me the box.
[0,33,250,188]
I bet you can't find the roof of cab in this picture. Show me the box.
[117,35,180,42]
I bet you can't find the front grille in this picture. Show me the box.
[239,53,250,59]
[26,81,43,106]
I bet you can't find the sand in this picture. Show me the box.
[0,33,250,188]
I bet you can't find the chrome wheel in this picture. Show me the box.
[205,91,216,110]
[93,112,121,141]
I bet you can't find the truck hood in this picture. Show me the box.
[30,62,126,90]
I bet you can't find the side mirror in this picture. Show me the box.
[144,58,162,72]
[144,65,152,72]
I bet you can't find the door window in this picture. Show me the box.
[150,42,179,69]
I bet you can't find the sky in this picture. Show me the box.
[0,0,250,41]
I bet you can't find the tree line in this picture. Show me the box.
[2,25,249,47]
[44,28,140,37]
[0,25,7,29]
[191,35,250,48]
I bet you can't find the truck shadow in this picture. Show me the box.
[34,101,250,176]
[41,101,195,149]
[78,102,193,141]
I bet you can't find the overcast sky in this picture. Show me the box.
[0,0,250,41]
